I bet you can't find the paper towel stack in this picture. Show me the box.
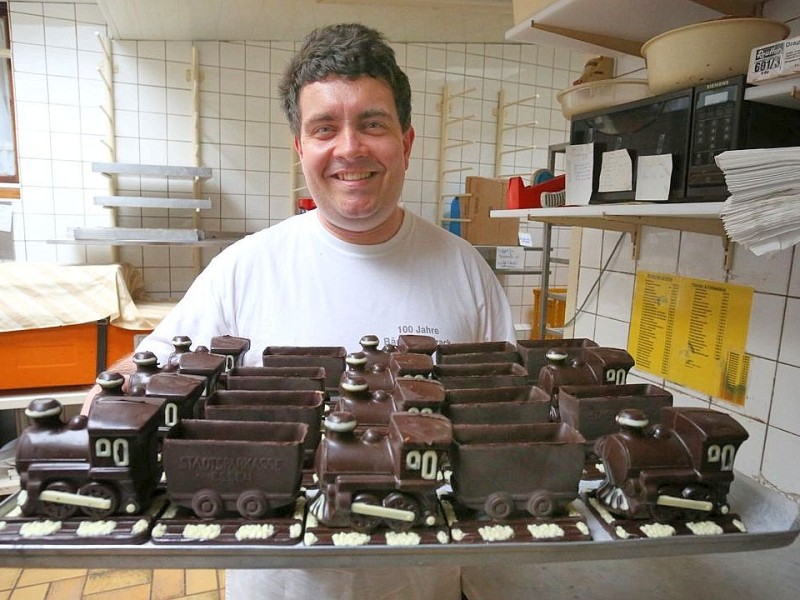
[717,147,800,256]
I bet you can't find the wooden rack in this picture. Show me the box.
[437,85,477,228]
[494,89,540,178]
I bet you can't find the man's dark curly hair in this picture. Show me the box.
[279,23,412,136]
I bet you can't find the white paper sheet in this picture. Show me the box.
[598,149,632,193]
[565,143,594,206]
[635,155,673,201]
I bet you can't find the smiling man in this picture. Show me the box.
[84,23,516,600]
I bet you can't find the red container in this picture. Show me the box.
[506,174,566,209]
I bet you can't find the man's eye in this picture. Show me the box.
[364,121,385,130]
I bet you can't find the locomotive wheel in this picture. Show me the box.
[78,482,119,518]
[382,492,420,532]
[526,491,555,518]
[237,490,269,519]
[649,504,681,523]
[349,493,382,533]
[40,481,78,520]
[484,491,514,520]
[192,489,224,519]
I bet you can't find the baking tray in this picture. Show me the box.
[0,474,796,569]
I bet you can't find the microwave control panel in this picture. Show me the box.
[690,82,742,171]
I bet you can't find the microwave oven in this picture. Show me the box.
[568,75,800,203]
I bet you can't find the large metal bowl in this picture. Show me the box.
[641,17,789,94]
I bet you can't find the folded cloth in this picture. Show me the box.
[0,262,171,332]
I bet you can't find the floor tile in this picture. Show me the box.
[152,569,184,600]
[16,570,86,588]
[83,570,151,595]
[184,570,218,595]
[83,582,150,600]
[9,583,48,600]
[45,576,85,599]
[0,571,21,592]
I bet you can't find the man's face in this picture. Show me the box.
[294,76,414,241]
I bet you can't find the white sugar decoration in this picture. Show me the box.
[686,521,724,536]
[20,520,61,538]
[615,526,630,539]
[182,523,221,540]
[576,522,590,536]
[76,520,116,537]
[639,523,675,538]
[384,531,421,546]
[527,523,565,539]
[436,530,449,544]
[289,523,303,539]
[151,523,167,538]
[331,531,371,546]
[131,519,149,536]
[303,531,319,546]
[450,528,466,541]
[478,524,514,542]
[733,519,747,533]
[235,523,275,541]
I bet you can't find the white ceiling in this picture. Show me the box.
[93,0,517,43]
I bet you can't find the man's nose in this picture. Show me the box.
[337,126,368,157]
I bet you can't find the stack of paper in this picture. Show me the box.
[717,147,800,256]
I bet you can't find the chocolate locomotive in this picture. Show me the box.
[594,407,749,521]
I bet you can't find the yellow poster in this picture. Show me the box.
[628,271,753,404]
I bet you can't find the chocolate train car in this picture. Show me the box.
[311,410,452,532]
[449,421,586,518]
[593,407,749,521]
[557,383,673,459]
[162,419,307,519]
[15,397,163,519]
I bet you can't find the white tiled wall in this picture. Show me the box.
[7,1,580,330]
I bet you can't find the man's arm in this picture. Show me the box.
[80,351,136,415]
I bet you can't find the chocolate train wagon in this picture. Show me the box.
[161,419,308,519]
[594,407,749,521]
[448,421,586,519]
[15,397,164,519]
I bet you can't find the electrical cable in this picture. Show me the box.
[560,232,626,330]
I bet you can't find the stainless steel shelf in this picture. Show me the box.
[48,231,244,247]
[94,196,213,210]
[92,162,212,180]
[0,475,795,569]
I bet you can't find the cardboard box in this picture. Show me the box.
[748,35,800,85]
[0,322,150,391]
[461,176,520,246]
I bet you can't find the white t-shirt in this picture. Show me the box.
[141,209,516,362]
[141,209,516,600]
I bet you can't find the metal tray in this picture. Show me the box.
[0,474,796,569]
